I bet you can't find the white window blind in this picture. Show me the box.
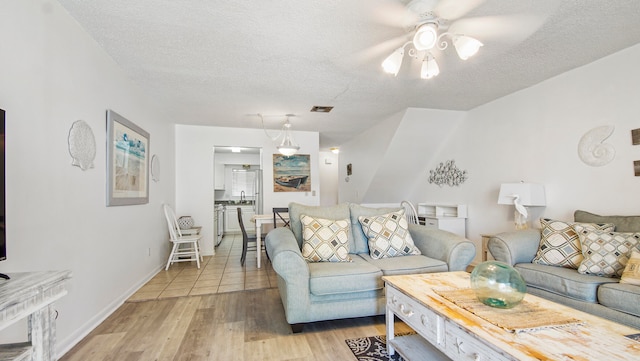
[231,170,255,196]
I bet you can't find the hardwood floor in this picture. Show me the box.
[60,234,411,360]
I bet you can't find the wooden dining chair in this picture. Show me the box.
[273,207,290,228]
[237,207,260,266]
[163,204,203,270]
[401,200,420,225]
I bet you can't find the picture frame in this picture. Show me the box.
[106,110,150,206]
[273,154,311,192]
[632,128,640,145]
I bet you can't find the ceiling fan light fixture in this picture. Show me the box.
[420,53,440,79]
[412,23,438,51]
[382,47,405,76]
[452,35,483,60]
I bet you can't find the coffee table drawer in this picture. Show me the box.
[444,319,512,361]
[387,286,444,347]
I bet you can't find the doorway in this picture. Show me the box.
[213,146,263,239]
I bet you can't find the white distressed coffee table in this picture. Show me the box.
[384,271,640,361]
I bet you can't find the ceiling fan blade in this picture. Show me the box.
[449,15,547,44]
[434,0,487,21]
[367,0,418,28]
[348,34,409,66]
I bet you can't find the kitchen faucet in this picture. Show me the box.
[240,190,245,203]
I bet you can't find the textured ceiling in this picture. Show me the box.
[57,0,640,149]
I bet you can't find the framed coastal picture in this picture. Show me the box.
[273,154,311,192]
[106,110,150,206]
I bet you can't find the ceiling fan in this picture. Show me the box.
[371,0,544,79]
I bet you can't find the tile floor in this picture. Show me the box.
[127,233,276,302]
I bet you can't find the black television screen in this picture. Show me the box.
[0,108,5,261]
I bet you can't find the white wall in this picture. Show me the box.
[175,125,320,255]
[319,151,339,206]
[0,1,175,356]
[341,43,640,264]
[432,42,640,261]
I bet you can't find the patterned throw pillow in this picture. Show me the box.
[620,250,640,286]
[358,210,421,259]
[575,226,640,277]
[301,215,352,262]
[532,219,614,269]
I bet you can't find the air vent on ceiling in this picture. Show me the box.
[310,106,334,113]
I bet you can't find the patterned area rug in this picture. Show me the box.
[345,334,406,361]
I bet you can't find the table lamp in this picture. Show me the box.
[498,182,546,229]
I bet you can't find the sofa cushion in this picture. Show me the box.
[289,202,351,249]
[515,263,618,303]
[349,204,404,254]
[300,215,351,262]
[574,210,640,232]
[357,254,448,276]
[308,256,383,296]
[621,250,640,286]
[532,219,614,269]
[359,210,421,259]
[575,226,640,277]
[598,282,640,317]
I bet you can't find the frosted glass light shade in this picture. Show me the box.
[382,47,405,76]
[277,120,299,156]
[413,23,438,51]
[453,35,483,60]
[420,54,439,79]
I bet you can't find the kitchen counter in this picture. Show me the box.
[215,200,254,206]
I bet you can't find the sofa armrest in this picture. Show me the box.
[487,229,540,266]
[264,227,311,323]
[265,227,309,283]
[408,224,476,271]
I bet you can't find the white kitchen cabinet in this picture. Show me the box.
[418,203,467,238]
[224,205,254,234]
[214,162,225,190]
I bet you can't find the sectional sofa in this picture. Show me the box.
[488,210,640,329]
[264,202,476,332]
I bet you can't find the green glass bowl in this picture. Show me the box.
[470,261,527,308]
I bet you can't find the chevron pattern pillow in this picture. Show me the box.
[359,210,421,259]
[301,215,352,262]
[575,226,640,277]
[532,218,614,269]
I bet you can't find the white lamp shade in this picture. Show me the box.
[453,35,483,60]
[382,47,404,76]
[498,183,546,206]
[413,23,438,51]
[420,54,440,79]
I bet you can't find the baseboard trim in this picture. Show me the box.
[56,264,163,358]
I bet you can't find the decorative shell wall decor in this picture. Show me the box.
[150,154,160,182]
[428,160,467,187]
[578,125,616,167]
[68,120,96,171]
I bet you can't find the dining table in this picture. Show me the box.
[251,212,289,268]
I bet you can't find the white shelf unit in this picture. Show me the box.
[417,203,467,238]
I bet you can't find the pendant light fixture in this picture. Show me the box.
[259,114,300,156]
[277,117,300,156]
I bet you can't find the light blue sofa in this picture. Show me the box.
[488,210,640,329]
[265,202,476,332]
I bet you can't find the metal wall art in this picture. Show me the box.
[68,120,96,171]
[428,160,467,187]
